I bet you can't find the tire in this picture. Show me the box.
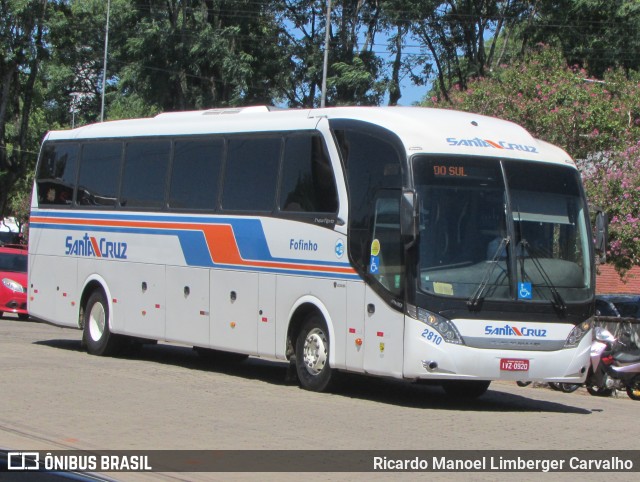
[516,381,532,387]
[548,382,563,391]
[626,377,640,401]
[295,313,335,392]
[561,383,581,393]
[17,313,29,321]
[586,385,614,397]
[441,380,491,398]
[82,290,121,356]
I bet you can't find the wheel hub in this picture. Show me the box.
[303,328,328,376]
[88,302,106,342]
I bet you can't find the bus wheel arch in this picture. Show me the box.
[287,303,337,392]
[81,283,121,356]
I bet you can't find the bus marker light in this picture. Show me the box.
[261,317,268,322]
[355,338,362,346]
[377,331,384,337]
[141,310,146,316]
[230,322,236,328]
[348,328,356,334]
[155,304,160,309]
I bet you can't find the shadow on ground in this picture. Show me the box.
[35,337,592,415]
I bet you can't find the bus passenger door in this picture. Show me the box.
[210,269,258,354]
[362,193,405,378]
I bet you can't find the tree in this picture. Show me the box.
[409,0,531,101]
[278,0,387,107]
[0,0,48,220]
[528,0,640,79]
[116,0,292,110]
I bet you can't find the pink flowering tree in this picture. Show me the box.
[583,143,640,273]
[423,45,640,273]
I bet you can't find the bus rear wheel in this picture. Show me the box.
[295,313,335,392]
[83,290,121,356]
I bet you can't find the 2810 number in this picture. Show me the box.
[421,327,443,345]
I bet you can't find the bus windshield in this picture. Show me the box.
[413,156,592,305]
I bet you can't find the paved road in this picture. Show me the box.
[1,314,638,481]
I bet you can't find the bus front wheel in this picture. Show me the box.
[83,290,121,356]
[295,314,335,392]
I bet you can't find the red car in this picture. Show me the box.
[0,245,28,320]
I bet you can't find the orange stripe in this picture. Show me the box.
[484,139,504,149]
[89,237,102,257]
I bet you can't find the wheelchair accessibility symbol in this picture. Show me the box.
[518,282,532,300]
[369,255,380,274]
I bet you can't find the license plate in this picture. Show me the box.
[500,358,529,371]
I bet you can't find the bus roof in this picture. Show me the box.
[44,106,574,166]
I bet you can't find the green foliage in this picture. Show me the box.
[530,0,640,78]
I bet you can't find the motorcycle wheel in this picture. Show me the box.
[586,385,614,397]
[626,377,640,401]
[561,383,581,393]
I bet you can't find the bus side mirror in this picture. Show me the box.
[593,207,608,264]
[400,189,418,247]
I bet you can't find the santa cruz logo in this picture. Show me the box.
[65,233,127,259]
[446,137,538,154]
[484,324,547,337]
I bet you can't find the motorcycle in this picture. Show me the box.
[585,327,640,400]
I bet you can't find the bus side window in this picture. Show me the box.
[279,134,338,214]
[169,138,223,210]
[36,143,79,207]
[121,140,171,208]
[77,142,122,207]
[222,136,281,212]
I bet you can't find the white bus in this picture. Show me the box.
[28,106,596,397]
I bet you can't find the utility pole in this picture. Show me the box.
[320,0,331,108]
[100,0,111,122]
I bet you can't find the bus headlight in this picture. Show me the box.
[407,304,465,345]
[563,318,593,348]
[2,278,26,294]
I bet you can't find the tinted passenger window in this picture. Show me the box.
[222,137,281,211]
[169,139,223,210]
[77,142,122,207]
[279,134,338,213]
[37,143,79,206]
[121,140,171,208]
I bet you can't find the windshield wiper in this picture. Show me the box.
[518,239,567,315]
[467,236,509,311]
